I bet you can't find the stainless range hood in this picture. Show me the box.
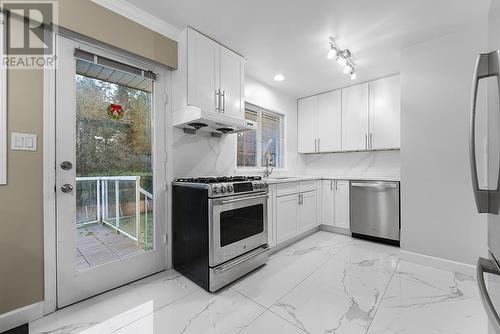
[173,106,257,136]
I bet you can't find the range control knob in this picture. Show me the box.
[212,186,219,194]
[227,185,233,192]
[221,186,227,193]
[262,183,268,188]
[253,183,258,189]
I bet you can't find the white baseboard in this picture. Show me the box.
[399,249,475,276]
[0,302,43,333]
[319,225,350,236]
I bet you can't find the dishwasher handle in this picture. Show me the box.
[351,182,398,189]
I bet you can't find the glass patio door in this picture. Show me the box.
[56,36,167,307]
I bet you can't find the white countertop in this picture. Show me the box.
[264,175,400,184]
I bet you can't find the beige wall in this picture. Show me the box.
[0,1,177,315]
[0,69,44,315]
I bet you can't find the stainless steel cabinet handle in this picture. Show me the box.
[351,182,397,189]
[477,257,500,333]
[216,89,220,112]
[365,134,368,150]
[61,184,73,193]
[221,90,226,113]
[318,138,320,152]
[470,50,500,214]
[370,133,373,150]
[219,194,268,204]
[330,180,333,191]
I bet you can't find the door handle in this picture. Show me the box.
[470,50,500,214]
[218,194,268,205]
[351,182,397,189]
[61,184,73,193]
[477,257,500,333]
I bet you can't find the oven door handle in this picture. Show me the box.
[219,194,268,205]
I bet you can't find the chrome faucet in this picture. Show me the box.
[264,152,274,178]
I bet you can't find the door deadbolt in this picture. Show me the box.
[60,161,73,170]
[61,184,73,193]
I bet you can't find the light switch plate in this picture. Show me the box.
[11,132,37,151]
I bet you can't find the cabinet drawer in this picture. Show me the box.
[276,182,299,197]
[299,180,317,193]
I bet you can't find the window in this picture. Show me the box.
[237,103,285,169]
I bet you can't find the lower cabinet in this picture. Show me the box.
[273,181,319,245]
[321,179,350,230]
[276,193,300,244]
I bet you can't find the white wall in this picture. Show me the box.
[172,77,299,178]
[400,22,488,265]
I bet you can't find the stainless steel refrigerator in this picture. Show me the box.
[472,1,500,333]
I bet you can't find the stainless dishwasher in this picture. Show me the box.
[350,181,400,246]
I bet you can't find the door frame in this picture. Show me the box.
[42,30,173,314]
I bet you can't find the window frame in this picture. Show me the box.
[0,13,6,185]
[235,102,287,172]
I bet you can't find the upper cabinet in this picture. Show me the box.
[342,83,369,151]
[297,90,342,153]
[175,28,245,119]
[369,75,400,150]
[297,74,400,153]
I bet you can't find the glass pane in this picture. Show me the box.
[74,65,154,271]
[220,204,264,247]
[237,110,258,167]
[262,113,282,168]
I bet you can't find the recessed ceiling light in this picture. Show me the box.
[274,74,285,81]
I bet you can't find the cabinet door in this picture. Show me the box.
[321,180,335,226]
[297,96,317,153]
[220,46,244,118]
[334,181,350,229]
[370,75,400,150]
[317,90,342,152]
[187,29,220,112]
[299,191,318,232]
[342,83,369,151]
[276,194,299,244]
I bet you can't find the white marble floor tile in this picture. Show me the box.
[113,288,265,334]
[367,276,487,334]
[334,243,400,275]
[230,250,329,308]
[240,311,306,334]
[394,260,480,300]
[270,258,393,334]
[276,231,351,258]
[30,270,199,334]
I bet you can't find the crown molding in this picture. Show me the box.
[91,0,181,41]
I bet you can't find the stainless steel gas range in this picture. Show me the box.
[172,176,269,292]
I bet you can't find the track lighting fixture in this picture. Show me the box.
[328,37,357,80]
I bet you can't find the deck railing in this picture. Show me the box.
[75,176,153,245]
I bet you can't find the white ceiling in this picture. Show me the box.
[124,0,489,98]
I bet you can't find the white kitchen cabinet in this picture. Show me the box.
[186,28,220,112]
[317,90,342,152]
[321,180,335,226]
[334,180,350,229]
[297,91,342,153]
[299,191,318,232]
[276,193,299,244]
[175,28,245,118]
[297,96,317,153]
[219,46,245,118]
[342,83,369,151]
[369,75,400,150]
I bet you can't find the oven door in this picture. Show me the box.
[209,192,268,267]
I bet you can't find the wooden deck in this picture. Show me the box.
[76,223,145,271]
